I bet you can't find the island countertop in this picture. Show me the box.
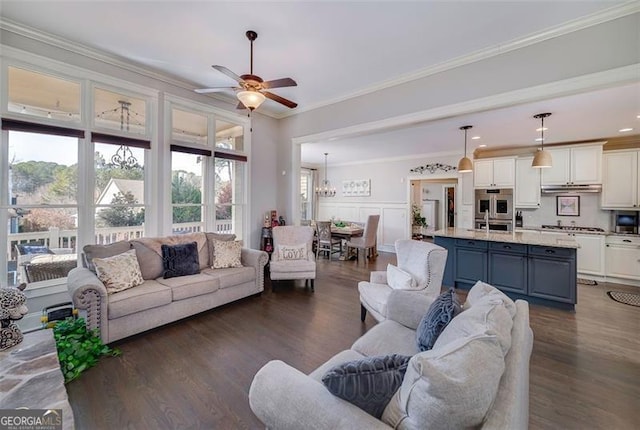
[432,228,580,249]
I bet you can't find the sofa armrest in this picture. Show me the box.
[241,248,269,292]
[370,270,387,284]
[67,267,109,342]
[249,360,391,430]
[386,290,436,330]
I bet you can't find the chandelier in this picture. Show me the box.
[97,100,141,170]
[315,152,336,197]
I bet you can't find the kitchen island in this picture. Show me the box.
[433,228,580,310]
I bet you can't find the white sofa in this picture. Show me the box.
[249,281,534,429]
[67,232,268,343]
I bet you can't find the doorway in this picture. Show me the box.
[443,186,456,228]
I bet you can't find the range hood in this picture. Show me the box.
[541,184,602,194]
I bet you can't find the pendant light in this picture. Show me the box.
[532,112,552,168]
[457,125,473,173]
[315,152,336,197]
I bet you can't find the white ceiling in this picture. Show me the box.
[1,1,638,165]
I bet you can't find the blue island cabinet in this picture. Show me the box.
[455,239,488,289]
[434,236,577,309]
[527,245,576,304]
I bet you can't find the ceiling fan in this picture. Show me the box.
[195,30,298,111]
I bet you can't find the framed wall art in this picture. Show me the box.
[556,195,580,216]
[342,179,370,197]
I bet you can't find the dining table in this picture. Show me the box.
[330,224,364,260]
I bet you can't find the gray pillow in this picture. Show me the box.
[321,354,411,418]
[161,242,200,279]
[416,288,462,351]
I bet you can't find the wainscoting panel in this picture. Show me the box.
[317,201,408,253]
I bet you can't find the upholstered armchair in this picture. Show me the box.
[270,226,317,291]
[359,239,447,322]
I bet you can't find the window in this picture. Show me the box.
[94,88,147,136]
[215,153,246,238]
[8,66,81,123]
[5,128,80,286]
[172,108,207,146]
[93,139,147,244]
[171,147,206,234]
[300,168,315,221]
[215,119,244,151]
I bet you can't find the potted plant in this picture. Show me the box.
[411,204,428,238]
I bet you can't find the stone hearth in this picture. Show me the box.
[0,329,74,429]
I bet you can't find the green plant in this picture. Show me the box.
[53,317,121,383]
[411,204,428,227]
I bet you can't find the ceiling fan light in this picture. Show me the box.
[237,90,266,110]
[457,156,473,173]
[532,149,552,168]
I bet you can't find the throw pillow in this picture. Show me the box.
[386,264,417,290]
[322,354,412,419]
[382,333,505,429]
[277,243,307,261]
[93,249,144,294]
[206,232,237,267]
[212,240,243,269]
[416,288,462,351]
[161,242,200,279]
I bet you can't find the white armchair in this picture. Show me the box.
[358,239,448,322]
[270,226,317,291]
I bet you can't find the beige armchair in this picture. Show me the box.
[359,239,448,322]
[346,214,379,262]
[270,226,317,291]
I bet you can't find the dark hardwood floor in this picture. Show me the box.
[66,252,640,430]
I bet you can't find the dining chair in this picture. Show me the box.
[315,221,342,260]
[345,214,380,262]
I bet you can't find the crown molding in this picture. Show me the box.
[278,2,640,119]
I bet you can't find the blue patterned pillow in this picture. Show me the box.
[161,242,200,279]
[416,288,462,351]
[321,354,411,418]
[17,244,53,255]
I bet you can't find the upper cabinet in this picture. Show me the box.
[541,144,603,186]
[474,158,515,188]
[602,149,640,209]
[515,156,541,208]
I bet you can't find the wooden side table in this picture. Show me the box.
[0,329,75,429]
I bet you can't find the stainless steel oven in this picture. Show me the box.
[475,189,513,221]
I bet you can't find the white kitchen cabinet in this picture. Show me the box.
[540,231,604,276]
[541,144,603,186]
[474,158,515,188]
[574,234,605,276]
[460,171,474,206]
[601,149,640,209]
[515,156,540,208]
[605,235,640,280]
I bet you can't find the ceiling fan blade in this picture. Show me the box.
[262,77,297,89]
[236,101,246,110]
[194,87,237,94]
[263,91,298,109]
[212,65,243,83]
